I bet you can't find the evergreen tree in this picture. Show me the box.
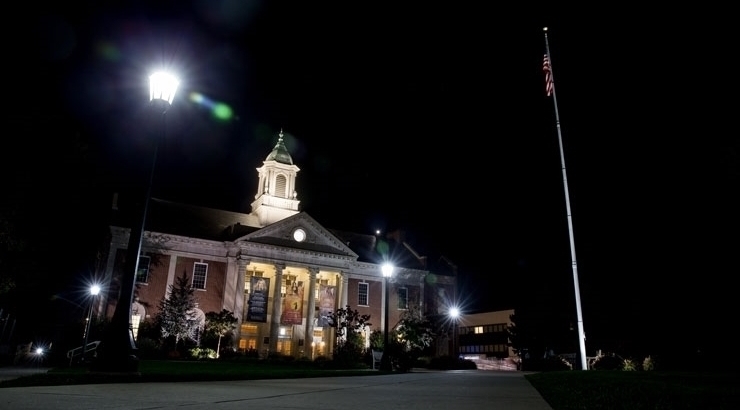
[157,271,199,352]
[506,312,526,358]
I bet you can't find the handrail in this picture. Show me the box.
[66,340,101,359]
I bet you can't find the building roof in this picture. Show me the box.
[264,130,293,165]
[111,197,457,275]
[145,198,261,241]
[107,131,457,276]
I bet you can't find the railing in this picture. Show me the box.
[66,341,101,363]
[372,350,383,370]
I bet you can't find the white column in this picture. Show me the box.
[269,263,285,354]
[234,257,249,320]
[305,267,318,358]
[164,254,177,299]
[340,273,349,310]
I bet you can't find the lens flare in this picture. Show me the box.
[189,92,234,121]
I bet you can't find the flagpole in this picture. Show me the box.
[543,26,588,371]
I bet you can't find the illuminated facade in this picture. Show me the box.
[97,131,457,358]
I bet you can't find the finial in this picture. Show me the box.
[543,27,548,32]
[279,128,284,139]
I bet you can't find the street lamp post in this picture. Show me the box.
[449,306,460,359]
[95,71,179,373]
[81,284,101,363]
[380,263,394,371]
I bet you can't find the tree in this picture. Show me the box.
[507,311,547,370]
[396,305,436,353]
[369,329,384,350]
[392,305,437,371]
[156,271,199,354]
[328,305,371,367]
[204,309,238,358]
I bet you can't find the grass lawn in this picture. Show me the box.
[525,370,740,410]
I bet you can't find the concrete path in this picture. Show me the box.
[0,369,553,410]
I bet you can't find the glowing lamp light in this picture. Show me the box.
[381,263,394,278]
[149,72,180,104]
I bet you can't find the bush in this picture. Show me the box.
[591,354,623,370]
[136,337,165,360]
[642,355,654,371]
[217,348,242,360]
[313,355,331,367]
[415,356,432,367]
[622,358,637,371]
[523,356,572,371]
[427,355,477,370]
[189,347,217,360]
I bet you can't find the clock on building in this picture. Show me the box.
[293,228,306,242]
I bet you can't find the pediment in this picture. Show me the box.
[236,212,358,258]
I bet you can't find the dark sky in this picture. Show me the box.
[5,2,739,353]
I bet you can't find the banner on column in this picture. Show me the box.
[247,276,270,323]
[281,280,305,325]
[317,284,336,327]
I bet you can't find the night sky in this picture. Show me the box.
[4,2,738,356]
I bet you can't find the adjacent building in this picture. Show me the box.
[96,131,458,359]
[455,309,518,370]
[456,309,516,364]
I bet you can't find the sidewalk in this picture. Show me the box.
[0,369,554,410]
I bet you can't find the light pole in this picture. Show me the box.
[449,306,460,359]
[95,71,179,373]
[81,284,101,363]
[380,262,394,371]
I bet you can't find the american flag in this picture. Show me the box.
[543,54,554,96]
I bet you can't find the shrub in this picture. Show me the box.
[427,355,477,370]
[558,356,573,370]
[136,337,164,359]
[523,356,572,371]
[591,354,623,370]
[189,347,217,360]
[415,356,432,367]
[313,355,331,367]
[217,348,242,360]
[622,358,637,371]
[642,355,655,371]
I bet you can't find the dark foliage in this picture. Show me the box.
[522,356,572,371]
[427,355,477,370]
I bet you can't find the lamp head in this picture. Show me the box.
[381,263,394,278]
[149,71,180,105]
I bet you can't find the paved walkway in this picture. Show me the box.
[0,368,553,410]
